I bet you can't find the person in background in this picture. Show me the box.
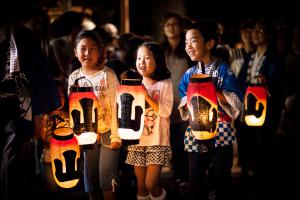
[237,18,284,198]
[231,19,256,187]
[125,42,173,200]
[68,30,121,200]
[230,19,256,77]
[38,80,69,196]
[49,11,83,86]
[93,26,129,82]
[160,12,191,191]
[178,19,243,200]
[0,4,60,199]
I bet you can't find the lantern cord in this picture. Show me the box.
[201,61,205,74]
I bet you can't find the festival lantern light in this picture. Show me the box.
[50,127,80,188]
[244,84,267,126]
[69,77,98,146]
[187,74,218,140]
[117,77,145,140]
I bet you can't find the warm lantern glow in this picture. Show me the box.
[244,84,267,126]
[50,127,80,188]
[117,79,145,140]
[75,131,97,145]
[69,77,98,146]
[187,74,218,140]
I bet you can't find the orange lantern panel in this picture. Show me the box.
[50,127,80,188]
[244,84,267,126]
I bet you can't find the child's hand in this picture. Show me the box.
[110,141,121,150]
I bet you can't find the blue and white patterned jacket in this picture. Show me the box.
[178,59,243,152]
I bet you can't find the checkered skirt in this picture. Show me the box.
[125,145,172,167]
[184,121,236,153]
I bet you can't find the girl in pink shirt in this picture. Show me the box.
[125,42,173,200]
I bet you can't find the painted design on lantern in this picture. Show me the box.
[69,92,98,134]
[69,77,99,145]
[188,96,217,130]
[187,74,218,140]
[144,90,159,135]
[244,85,267,126]
[117,84,145,139]
[50,127,80,188]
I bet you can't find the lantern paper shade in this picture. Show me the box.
[69,78,98,146]
[244,84,267,126]
[187,74,218,140]
[50,127,80,188]
[117,79,145,140]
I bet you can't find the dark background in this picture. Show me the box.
[3,0,299,42]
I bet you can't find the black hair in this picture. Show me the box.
[124,36,145,68]
[73,30,104,65]
[187,19,219,54]
[93,26,113,46]
[74,30,103,50]
[255,18,277,56]
[240,19,256,31]
[138,42,171,81]
[255,18,275,35]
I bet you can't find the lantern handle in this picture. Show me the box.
[51,114,67,130]
[74,76,93,87]
[74,76,85,86]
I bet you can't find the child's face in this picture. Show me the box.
[185,29,210,61]
[74,37,100,68]
[136,46,156,78]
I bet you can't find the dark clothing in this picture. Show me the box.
[170,121,189,182]
[238,50,284,129]
[272,93,300,200]
[0,22,60,200]
[237,50,284,197]
[189,145,233,200]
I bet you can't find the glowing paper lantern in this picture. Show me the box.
[69,77,98,146]
[117,78,145,140]
[187,74,218,140]
[244,84,267,126]
[50,127,80,188]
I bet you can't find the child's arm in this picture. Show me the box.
[143,87,159,113]
[142,80,173,118]
[217,65,243,119]
[157,80,173,118]
[178,70,191,120]
[216,90,231,108]
[178,70,191,99]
